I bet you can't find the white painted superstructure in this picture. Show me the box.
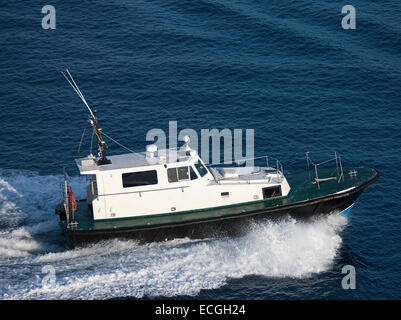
[76,142,291,221]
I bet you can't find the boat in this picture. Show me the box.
[55,71,380,248]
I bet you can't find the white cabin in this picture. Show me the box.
[75,143,291,221]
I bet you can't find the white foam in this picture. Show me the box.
[0,169,348,300]
[0,170,86,259]
[2,217,347,299]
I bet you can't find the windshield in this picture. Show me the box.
[194,161,208,177]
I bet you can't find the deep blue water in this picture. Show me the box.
[0,0,400,299]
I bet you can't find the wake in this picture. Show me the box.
[0,169,347,299]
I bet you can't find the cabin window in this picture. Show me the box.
[167,168,178,183]
[122,170,158,188]
[91,175,98,195]
[262,186,282,199]
[189,166,198,180]
[167,168,178,182]
[168,166,194,183]
[178,167,189,180]
[194,161,208,177]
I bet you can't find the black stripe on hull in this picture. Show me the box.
[63,178,374,248]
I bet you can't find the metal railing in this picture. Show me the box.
[306,150,344,189]
[206,155,285,178]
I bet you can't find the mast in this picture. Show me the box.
[62,70,111,165]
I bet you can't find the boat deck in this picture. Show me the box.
[209,166,283,184]
[60,167,378,232]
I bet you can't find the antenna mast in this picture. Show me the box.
[62,69,111,165]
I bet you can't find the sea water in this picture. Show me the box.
[0,0,400,299]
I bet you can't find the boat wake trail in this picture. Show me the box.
[0,169,347,299]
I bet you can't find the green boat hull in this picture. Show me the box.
[57,167,379,248]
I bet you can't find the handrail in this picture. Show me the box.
[205,155,285,178]
[163,147,286,178]
[306,150,344,189]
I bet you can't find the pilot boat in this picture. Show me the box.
[56,71,380,248]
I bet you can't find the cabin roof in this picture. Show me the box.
[76,148,195,174]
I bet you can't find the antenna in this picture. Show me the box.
[62,69,111,165]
